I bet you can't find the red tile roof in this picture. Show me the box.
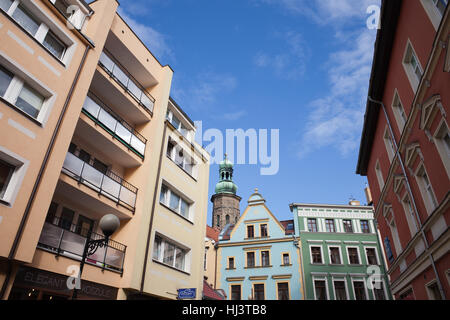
[280,220,295,235]
[203,280,225,300]
[206,225,220,242]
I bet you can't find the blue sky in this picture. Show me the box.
[118,0,381,223]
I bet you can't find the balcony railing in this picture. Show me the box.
[98,50,155,115]
[82,93,147,158]
[37,217,126,274]
[62,152,138,212]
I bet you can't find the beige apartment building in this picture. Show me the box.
[0,0,210,300]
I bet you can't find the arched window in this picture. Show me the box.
[226,215,230,225]
[216,215,220,227]
[226,172,229,180]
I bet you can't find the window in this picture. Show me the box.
[0,0,13,12]
[403,42,423,91]
[0,159,15,199]
[260,224,268,237]
[246,252,255,268]
[365,248,378,265]
[384,128,396,162]
[228,257,235,269]
[314,280,327,300]
[247,225,254,238]
[59,207,74,231]
[167,110,191,139]
[333,281,347,300]
[45,202,58,223]
[329,247,341,264]
[231,285,241,300]
[348,248,360,265]
[166,140,196,176]
[253,284,265,300]
[282,253,290,265]
[0,66,13,97]
[431,0,448,16]
[216,215,220,227]
[311,246,322,264]
[416,165,438,213]
[160,184,191,220]
[325,219,335,233]
[307,218,317,232]
[434,122,450,178]
[373,282,386,300]
[277,282,289,300]
[43,31,66,59]
[375,161,385,192]
[153,235,188,272]
[399,288,414,300]
[261,251,270,267]
[12,4,40,36]
[0,64,50,121]
[392,90,408,132]
[343,220,353,233]
[402,196,419,235]
[427,281,443,300]
[360,220,370,233]
[353,281,367,300]
[76,214,94,237]
[388,217,403,256]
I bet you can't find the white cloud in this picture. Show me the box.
[257,0,378,24]
[117,8,173,62]
[171,72,238,112]
[253,31,310,79]
[297,29,376,158]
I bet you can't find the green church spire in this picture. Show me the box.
[215,154,238,195]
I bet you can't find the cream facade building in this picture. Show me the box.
[0,0,210,300]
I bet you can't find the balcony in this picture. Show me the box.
[37,217,126,274]
[61,152,137,212]
[82,93,147,160]
[98,50,155,115]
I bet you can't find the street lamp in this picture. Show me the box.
[71,214,120,300]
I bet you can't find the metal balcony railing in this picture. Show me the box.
[98,50,155,115]
[82,93,147,158]
[37,217,126,274]
[62,152,137,212]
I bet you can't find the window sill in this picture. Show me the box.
[280,264,292,267]
[244,236,270,241]
[244,265,272,269]
[0,9,67,68]
[152,259,190,276]
[226,268,236,270]
[160,202,194,225]
[0,198,11,206]
[0,96,43,127]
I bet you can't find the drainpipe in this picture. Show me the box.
[367,96,446,300]
[140,122,168,294]
[0,44,92,300]
[372,218,394,300]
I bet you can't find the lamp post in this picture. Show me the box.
[71,214,120,300]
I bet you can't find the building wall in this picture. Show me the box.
[217,193,303,300]
[361,0,450,300]
[0,0,210,300]
[292,204,391,300]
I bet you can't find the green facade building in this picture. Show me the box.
[290,202,392,300]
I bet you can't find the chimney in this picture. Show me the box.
[365,186,373,205]
[349,200,361,206]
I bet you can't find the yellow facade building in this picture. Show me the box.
[0,0,210,300]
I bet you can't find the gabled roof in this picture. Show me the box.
[356,0,403,175]
[206,225,220,242]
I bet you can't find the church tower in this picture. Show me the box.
[211,154,241,231]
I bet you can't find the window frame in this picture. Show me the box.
[325,219,336,233]
[159,183,193,222]
[328,246,343,265]
[246,224,255,239]
[313,277,329,301]
[372,279,388,300]
[1,0,72,64]
[360,220,371,234]
[415,163,438,214]
[260,250,271,267]
[420,0,448,30]
[152,234,190,273]
[332,278,349,300]
[432,119,450,179]
[260,223,268,237]
[281,252,291,266]
[227,256,235,270]
[246,251,256,268]
[383,127,396,162]
[0,146,28,206]
[252,283,265,300]
[402,40,423,92]
[375,160,385,192]
[230,283,242,301]
[351,279,368,300]
[364,246,380,266]
[391,89,408,133]
[346,246,361,265]
[276,281,290,300]
[310,245,324,265]
[343,219,354,233]
[307,218,318,233]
